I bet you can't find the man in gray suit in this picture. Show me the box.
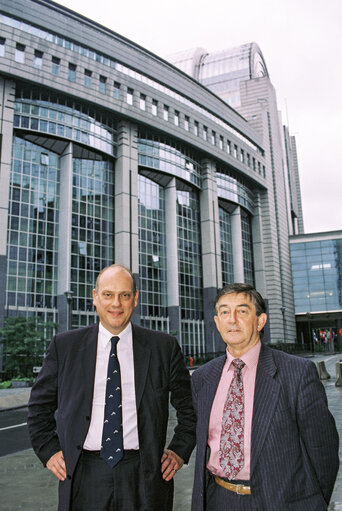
[28,264,196,511]
[191,283,339,511]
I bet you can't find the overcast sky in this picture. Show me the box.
[57,0,342,234]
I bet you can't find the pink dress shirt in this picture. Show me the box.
[207,341,261,480]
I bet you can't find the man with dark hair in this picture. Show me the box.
[191,283,339,511]
[28,264,196,511]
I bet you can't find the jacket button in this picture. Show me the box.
[77,445,81,450]
[67,475,72,480]
[86,416,90,421]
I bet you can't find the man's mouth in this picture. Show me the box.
[109,310,123,317]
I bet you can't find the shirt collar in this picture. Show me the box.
[98,322,132,349]
[226,340,261,370]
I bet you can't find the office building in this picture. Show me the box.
[290,231,342,351]
[0,0,301,366]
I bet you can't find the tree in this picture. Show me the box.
[0,316,55,379]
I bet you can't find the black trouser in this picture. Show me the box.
[71,450,148,511]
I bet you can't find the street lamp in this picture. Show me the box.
[64,290,74,331]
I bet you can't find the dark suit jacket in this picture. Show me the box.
[28,323,196,511]
[191,344,339,511]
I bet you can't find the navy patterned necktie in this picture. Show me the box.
[219,358,245,479]
[100,336,123,467]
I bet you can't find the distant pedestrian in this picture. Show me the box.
[191,283,339,510]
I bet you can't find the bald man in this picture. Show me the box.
[28,264,196,511]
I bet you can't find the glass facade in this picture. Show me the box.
[2,2,284,359]
[241,210,254,286]
[138,174,168,330]
[6,136,59,323]
[219,206,234,285]
[290,239,342,313]
[177,189,203,321]
[71,158,114,327]
[176,189,204,356]
[14,86,118,157]
[216,169,255,214]
[138,133,202,188]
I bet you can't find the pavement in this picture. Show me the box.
[0,353,341,510]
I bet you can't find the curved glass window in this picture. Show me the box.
[138,132,202,188]
[71,158,114,326]
[138,174,168,322]
[6,137,59,312]
[14,87,117,157]
[253,52,268,78]
[216,170,255,213]
[219,207,234,285]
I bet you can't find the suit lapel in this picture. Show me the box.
[132,324,151,410]
[81,324,99,405]
[200,356,226,431]
[250,345,280,475]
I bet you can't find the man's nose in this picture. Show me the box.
[111,294,121,306]
[227,311,237,323]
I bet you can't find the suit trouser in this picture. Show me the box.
[70,449,148,511]
[206,475,252,511]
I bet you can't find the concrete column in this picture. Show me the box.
[252,191,267,297]
[57,142,73,333]
[115,121,140,323]
[0,79,15,371]
[231,205,244,282]
[200,159,223,354]
[165,177,181,339]
[115,121,139,273]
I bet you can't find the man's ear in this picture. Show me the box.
[92,288,97,306]
[257,313,267,332]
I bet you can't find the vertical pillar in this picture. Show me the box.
[0,79,15,371]
[231,205,244,282]
[115,121,140,322]
[165,177,181,339]
[201,159,223,354]
[57,142,73,333]
[251,192,267,297]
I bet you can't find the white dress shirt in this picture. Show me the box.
[83,322,139,450]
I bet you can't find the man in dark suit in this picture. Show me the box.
[191,283,339,511]
[28,264,196,511]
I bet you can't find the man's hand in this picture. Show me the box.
[161,449,184,481]
[46,450,66,481]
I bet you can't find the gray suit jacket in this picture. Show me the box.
[191,344,339,511]
[28,323,196,511]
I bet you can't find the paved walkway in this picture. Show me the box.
[0,353,341,510]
